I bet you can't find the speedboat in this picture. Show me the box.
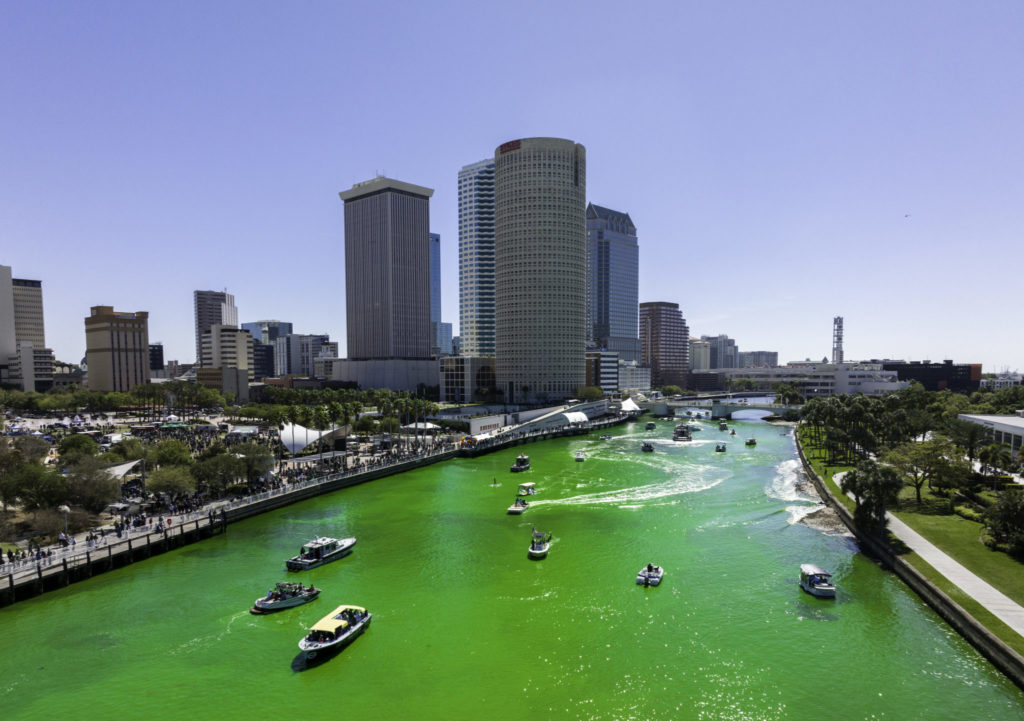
[719,421,729,431]
[599,435,612,440]
[298,604,372,661]
[528,528,551,559]
[645,422,657,430]
[286,536,356,571]
[510,454,531,473]
[730,429,737,436]
[636,563,664,586]
[799,564,836,598]
[250,582,320,614]
[745,437,757,446]
[517,482,537,496]
[508,497,529,515]
[641,441,654,452]
[673,423,691,441]
[575,451,585,462]
[715,442,727,453]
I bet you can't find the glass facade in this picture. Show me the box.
[586,204,640,362]
[458,160,496,357]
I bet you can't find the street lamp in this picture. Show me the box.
[57,504,70,535]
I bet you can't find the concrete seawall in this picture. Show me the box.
[795,435,1024,691]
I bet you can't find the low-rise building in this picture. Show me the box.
[439,356,496,404]
[958,412,1024,459]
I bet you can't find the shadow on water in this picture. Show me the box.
[290,647,340,672]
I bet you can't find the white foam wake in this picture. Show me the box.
[765,459,822,524]
[532,465,727,507]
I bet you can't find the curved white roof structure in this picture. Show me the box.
[279,423,341,454]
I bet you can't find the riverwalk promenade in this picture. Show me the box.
[0,413,630,606]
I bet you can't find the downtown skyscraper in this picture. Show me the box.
[194,290,238,366]
[586,203,640,362]
[495,137,586,404]
[640,302,689,388]
[339,176,433,360]
[458,159,496,357]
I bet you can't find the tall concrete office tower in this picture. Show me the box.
[495,137,586,403]
[832,316,844,363]
[640,302,689,388]
[194,290,238,365]
[429,232,442,356]
[458,159,496,357]
[586,204,640,362]
[85,305,150,392]
[701,334,739,369]
[339,177,433,360]
[0,266,55,391]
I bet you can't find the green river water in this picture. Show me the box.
[3,418,1023,720]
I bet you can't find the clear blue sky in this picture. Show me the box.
[3,2,1022,371]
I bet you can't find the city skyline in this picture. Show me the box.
[2,3,1022,371]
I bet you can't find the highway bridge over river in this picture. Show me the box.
[641,398,802,419]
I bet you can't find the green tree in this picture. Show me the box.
[65,456,121,512]
[660,385,683,397]
[13,435,50,462]
[883,438,970,506]
[978,443,1013,477]
[16,463,68,513]
[840,459,903,536]
[154,439,193,467]
[146,465,197,496]
[577,386,603,402]
[985,489,1024,558]
[58,434,99,465]
[235,442,273,485]
[192,454,244,495]
[945,418,988,461]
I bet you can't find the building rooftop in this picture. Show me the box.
[338,176,434,201]
[587,203,635,232]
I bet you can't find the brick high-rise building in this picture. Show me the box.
[640,302,689,388]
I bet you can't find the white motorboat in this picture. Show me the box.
[250,582,320,614]
[745,437,757,446]
[636,563,664,586]
[719,421,729,431]
[575,451,585,462]
[510,454,531,473]
[599,435,612,440]
[528,528,551,559]
[298,604,372,661]
[286,536,357,571]
[799,564,836,598]
[715,442,727,453]
[517,482,537,496]
[507,497,529,515]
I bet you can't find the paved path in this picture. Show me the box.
[834,472,1024,638]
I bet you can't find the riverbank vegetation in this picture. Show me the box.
[797,384,1024,633]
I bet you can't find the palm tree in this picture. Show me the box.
[311,405,330,477]
[841,459,903,535]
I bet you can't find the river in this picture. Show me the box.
[2,417,1022,720]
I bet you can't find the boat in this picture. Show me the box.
[517,481,537,496]
[528,528,552,559]
[715,442,727,453]
[719,421,729,431]
[250,582,320,614]
[286,536,357,571]
[297,604,372,661]
[510,454,531,473]
[507,497,529,515]
[673,423,691,441]
[575,451,585,462]
[641,441,654,452]
[730,429,737,436]
[636,563,664,586]
[799,564,836,598]
[745,437,757,446]
[599,435,612,440]
[645,421,657,430]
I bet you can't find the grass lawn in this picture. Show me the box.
[797,424,1024,653]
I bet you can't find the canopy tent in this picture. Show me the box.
[562,411,589,425]
[399,421,441,432]
[619,398,641,413]
[104,459,142,480]
[278,423,342,454]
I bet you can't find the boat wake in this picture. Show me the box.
[765,459,822,525]
[532,465,727,508]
